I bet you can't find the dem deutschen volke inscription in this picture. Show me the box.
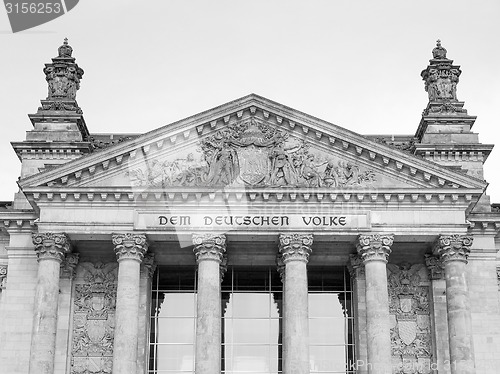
[134,212,371,231]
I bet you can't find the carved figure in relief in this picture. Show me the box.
[128,117,377,189]
[269,144,299,186]
[205,142,239,186]
[300,154,328,187]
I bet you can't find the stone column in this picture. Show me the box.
[347,254,368,374]
[112,233,148,374]
[193,233,226,374]
[279,233,313,374]
[356,234,394,374]
[425,254,451,374]
[434,234,475,374]
[137,253,156,374]
[29,232,71,374]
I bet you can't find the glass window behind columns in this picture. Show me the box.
[308,267,355,374]
[222,267,283,374]
[149,267,197,374]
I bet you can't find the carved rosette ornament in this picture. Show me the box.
[32,232,71,262]
[192,233,226,263]
[278,233,313,263]
[356,234,394,263]
[433,234,473,263]
[112,233,148,262]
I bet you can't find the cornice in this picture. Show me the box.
[21,186,482,209]
[11,141,92,161]
[18,94,487,192]
[0,211,38,233]
[467,213,500,236]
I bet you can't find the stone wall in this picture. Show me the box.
[0,234,38,374]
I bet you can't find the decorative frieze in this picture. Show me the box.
[424,254,444,280]
[0,265,7,290]
[192,233,226,263]
[112,233,148,262]
[356,234,394,263]
[32,232,71,262]
[128,117,376,189]
[71,262,118,374]
[387,263,432,374]
[60,253,79,279]
[278,233,313,263]
[433,234,473,263]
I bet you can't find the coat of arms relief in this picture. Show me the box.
[71,262,118,374]
[128,118,376,188]
[387,263,432,374]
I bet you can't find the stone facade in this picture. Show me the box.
[0,40,499,374]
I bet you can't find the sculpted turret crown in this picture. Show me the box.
[38,38,84,112]
[57,38,73,58]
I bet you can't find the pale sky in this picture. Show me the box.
[0,0,499,202]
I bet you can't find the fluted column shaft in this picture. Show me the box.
[357,234,394,374]
[29,233,70,374]
[112,233,148,374]
[279,233,313,374]
[193,233,226,374]
[434,234,475,374]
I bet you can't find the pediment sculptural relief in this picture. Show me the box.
[128,118,376,188]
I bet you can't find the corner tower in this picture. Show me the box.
[414,40,494,184]
[11,39,93,209]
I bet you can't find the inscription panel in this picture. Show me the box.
[134,211,371,231]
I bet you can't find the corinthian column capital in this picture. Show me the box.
[356,234,394,263]
[192,233,226,263]
[433,234,473,263]
[279,233,313,263]
[32,232,71,262]
[112,233,148,262]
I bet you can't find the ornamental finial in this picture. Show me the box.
[432,39,447,59]
[58,37,73,58]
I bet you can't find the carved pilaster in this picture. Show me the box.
[278,233,313,263]
[496,267,500,290]
[0,265,7,290]
[32,232,71,262]
[347,254,365,278]
[112,233,148,262]
[356,234,394,263]
[60,253,79,279]
[424,254,445,280]
[276,254,285,283]
[220,255,228,282]
[433,234,473,263]
[140,253,156,278]
[192,233,226,263]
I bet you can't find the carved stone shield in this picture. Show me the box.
[397,315,417,345]
[399,295,413,313]
[236,145,270,185]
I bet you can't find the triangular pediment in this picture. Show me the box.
[19,94,486,194]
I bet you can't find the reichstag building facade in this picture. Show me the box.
[0,40,499,374]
